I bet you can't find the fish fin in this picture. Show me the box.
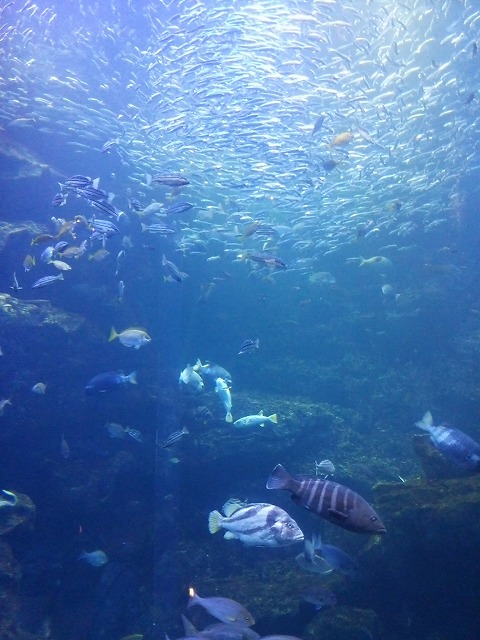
[194,358,203,370]
[415,410,433,430]
[358,256,366,266]
[127,371,137,385]
[108,327,118,342]
[223,531,236,540]
[208,510,223,534]
[181,614,199,637]
[266,463,291,490]
[259,410,264,416]
[327,507,348,521]
[222,500,243,517]
[162,254,167,265]
[92,177,100,190]
[141,223,146,232]
[268,413,278,424]
[225,412,233,423]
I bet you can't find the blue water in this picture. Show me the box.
[1,0,480,639]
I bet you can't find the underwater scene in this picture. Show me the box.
[1,0,480,639]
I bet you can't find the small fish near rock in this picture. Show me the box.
[415,411,480,472]
[187,587,255,626]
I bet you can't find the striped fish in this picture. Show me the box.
[152,174,189,187]
[266,464,386,535]
[208,500,303,547]
[415,411,480,471]
[31,273,64,288]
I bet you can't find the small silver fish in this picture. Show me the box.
[315,459,335,476]
[161,425,189,448]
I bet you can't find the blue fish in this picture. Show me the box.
[85,371,137,395]
[313,534,358,576]
[415,411,480,471]
[194,359,232,386]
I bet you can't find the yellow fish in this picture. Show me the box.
[330,131,354,147]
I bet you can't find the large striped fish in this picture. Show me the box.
[208,499,303,547]
[266,464,386,535]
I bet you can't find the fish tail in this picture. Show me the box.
[141,223,147,232]
[208,510,223,534]
[127,371,137,385]
[225,412,233,423]
[358,257,366,266]
[266,463,292,490]
[108,327,118,342]
[268,413,278,424]
[415,410,433,430]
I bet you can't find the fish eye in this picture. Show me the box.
[370,516,377,521]
[287,522,294,529]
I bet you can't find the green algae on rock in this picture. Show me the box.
[0,293,84,332]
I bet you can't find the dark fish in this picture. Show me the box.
[152,174,189,187]
[266,464,386,534]
[194,360,232,386]
[301,586,337,611]
[187,587,255,626]
[85,371,137,395]
[465,91,475,106]
[165,201,194,215]
[65,174,95,189]
[473,42,478,57]
[52,192,66,206]
[322,158,339,172]
[79,185,109,202]
[238,338,259,355]
[244,253,287,269]
[31,274,64,288]
[312,114,325,135]
[415,411,480,471]
[313,534,358,575]
[161,425,189,448]
[140,223,176,235]
[91,199,118,218]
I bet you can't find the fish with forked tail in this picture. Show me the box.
[415,411,480,471]
[266,464,386,534]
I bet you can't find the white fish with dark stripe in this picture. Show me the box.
[415,411,480,471]
[266,464,386,535]
[208,499,303,547]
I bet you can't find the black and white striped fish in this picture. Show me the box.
[208,499,303,547]
[266,464,386,535]
[415,411,480,471]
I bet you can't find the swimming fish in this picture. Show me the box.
[108,327,151,349]
[238,338,260,355]
[187,588,255,626]
[32,382,47,395]
[233,411,277,428]
[78,550,109,567]
[208,500,303,547]
[415,411,480,471]
[215,377,233,423]
[194,360,233,386]
[31,274,64,288]
[161,426,189,448]
[179,365,204,392]
[266,464,386,534]
[85,371,137,394]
